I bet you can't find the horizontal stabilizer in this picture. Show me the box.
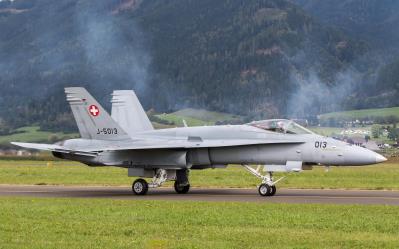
[11,142,98,157]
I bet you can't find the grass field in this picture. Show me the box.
[1,160,399,190]
[308,126,345,136]
[155,113,212,126]
[1,160,399,248]
[172,108,239,122]
[155,108,240,127]
[0,197,398,248]
[0,126,78,145]
[319,106,399,120]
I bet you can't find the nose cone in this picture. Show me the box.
[375,154,387,164]
[344,145,387,166]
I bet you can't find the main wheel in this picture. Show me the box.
[258,183,271,197]
[269,185,277,196]
[132,178,148,195]
[174,181,190,194]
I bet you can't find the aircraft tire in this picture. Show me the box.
[174,181,190,194]
[269,185,277,196]
[132,178,148,195]
[258,184,271,197]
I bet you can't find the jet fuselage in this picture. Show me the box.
[58,124,385,168]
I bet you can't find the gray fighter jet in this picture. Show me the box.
[12,87,387,196]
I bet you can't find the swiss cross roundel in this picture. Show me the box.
[89,105,100,117]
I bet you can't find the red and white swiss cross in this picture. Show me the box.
[89,105,100,117]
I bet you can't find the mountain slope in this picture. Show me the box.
[132,0,368,117]
[0,0,368,131]
[293,0,399,110]
[294,0,399,54]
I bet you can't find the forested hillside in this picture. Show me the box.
[0,0,394,132]
[294,0,399,112]
[294,0,399,53]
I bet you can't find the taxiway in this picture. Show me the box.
[1,185,398,205]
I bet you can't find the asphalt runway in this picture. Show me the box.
[1,185,399,205]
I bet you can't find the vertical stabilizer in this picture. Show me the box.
[111,90,153,137]
[65,87,130,141]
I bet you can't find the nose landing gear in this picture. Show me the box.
[258,183,277,196]
[242,164,285,197]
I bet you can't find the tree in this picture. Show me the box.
[387,127,399,141]
[386,115,399,127]
[371,125,381,139]
[48,134,60,143]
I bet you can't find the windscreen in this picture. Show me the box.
[248,119,313,134]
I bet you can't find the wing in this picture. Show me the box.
[99,138,305,150]
[12,138,304,153]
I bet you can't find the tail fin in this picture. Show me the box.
[111,90,154,136]
[65,87,130,141]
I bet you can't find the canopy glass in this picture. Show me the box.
[248,119,313,135]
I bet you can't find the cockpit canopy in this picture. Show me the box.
[248,119,313,135]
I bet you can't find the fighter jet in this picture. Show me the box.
[12,87,387,196]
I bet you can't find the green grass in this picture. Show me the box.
[155,113,212,126]
[0,126,78,145]
[172,108,239,122]
[319,106,399,120]
[0,197,398,248]
[308,126,345,136]
[1,160,399,190]
[155,108,241,127]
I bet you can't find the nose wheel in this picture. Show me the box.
[269,185,277,196]
[258,184,276,196]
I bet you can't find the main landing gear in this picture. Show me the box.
[131,169,190,195]
[132,178,148,195]
[174,181,190,194]
[174,168,190,194]
[242,164,285,197]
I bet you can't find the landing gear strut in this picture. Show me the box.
[242,165,284,197]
